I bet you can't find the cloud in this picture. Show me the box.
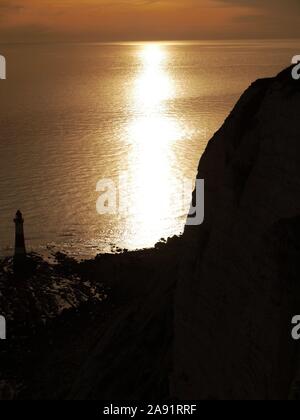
[0,0,20,8]
[0,0,299,42]
[215,0,300,38]
[0,0,24,15]
[217,0,300,7]
[216,0,300,16]
[0,1,24,23]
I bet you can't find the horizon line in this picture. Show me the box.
[1,37,300,46]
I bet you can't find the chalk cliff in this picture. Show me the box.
[173,67,300,400]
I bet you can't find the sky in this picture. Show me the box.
[0,0,300,42]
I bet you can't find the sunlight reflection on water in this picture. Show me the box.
[1,40,298,257]
[125,44,191,248]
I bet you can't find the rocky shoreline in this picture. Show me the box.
[0,237,181,400]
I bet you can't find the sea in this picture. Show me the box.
[0,40,299,258]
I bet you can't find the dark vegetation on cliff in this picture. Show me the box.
[0,67,299,400]
[0,241,180,400]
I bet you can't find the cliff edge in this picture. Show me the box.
[173,67,300,400]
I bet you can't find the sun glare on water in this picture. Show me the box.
[125,44,187,248]
[135,44,173,107]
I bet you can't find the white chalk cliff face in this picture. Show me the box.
[173,67,300,400]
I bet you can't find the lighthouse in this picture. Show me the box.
[14,210,26,258]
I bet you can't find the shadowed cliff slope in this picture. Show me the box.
[173,67,300,400]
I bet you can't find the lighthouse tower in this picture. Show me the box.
[14,210,26,258]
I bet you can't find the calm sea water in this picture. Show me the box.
[0,40,299,258]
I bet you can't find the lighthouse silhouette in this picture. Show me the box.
[14,210,26,258]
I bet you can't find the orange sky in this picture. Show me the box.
[1,0,300,42]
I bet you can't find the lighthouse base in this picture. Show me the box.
[13,254,36,278]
